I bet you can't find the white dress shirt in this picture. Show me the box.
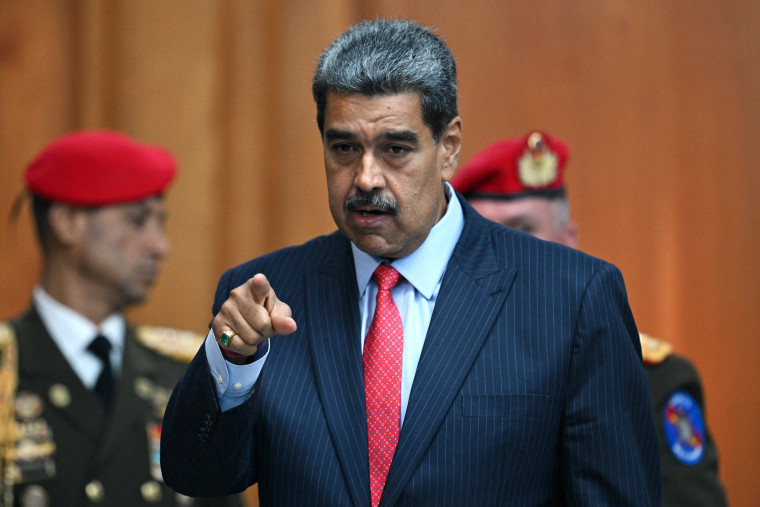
[33,286,124,388]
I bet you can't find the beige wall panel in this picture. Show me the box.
[99,0,224,332]
[0,1,75,317]
[1,1,758,505]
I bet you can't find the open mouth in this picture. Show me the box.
[358,208,388,216]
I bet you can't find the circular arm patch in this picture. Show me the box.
[663,390,706,466]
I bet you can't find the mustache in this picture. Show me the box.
[343,190,399,215]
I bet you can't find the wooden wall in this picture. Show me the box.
[2,1,758,505]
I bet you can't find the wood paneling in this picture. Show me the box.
[2,1,758,505]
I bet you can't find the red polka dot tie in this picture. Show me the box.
[364,263,403,507]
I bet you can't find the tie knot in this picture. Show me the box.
[88,335,111,362]
[373,263,402,292]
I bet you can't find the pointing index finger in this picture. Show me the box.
[248,273,275,313]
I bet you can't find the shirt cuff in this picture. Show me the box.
[204,330,270,411]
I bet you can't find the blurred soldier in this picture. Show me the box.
[0,131,243,507]
[450,130,728,507]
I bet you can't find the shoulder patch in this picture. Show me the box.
[639,332,673,365]
[663,390,705,465]
[135,326,205,363]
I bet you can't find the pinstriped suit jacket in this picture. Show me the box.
[160,197,661,506]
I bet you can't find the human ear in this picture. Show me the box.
[48,204,88,247]
[440,116,462,181]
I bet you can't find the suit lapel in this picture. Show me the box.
[382,207,517,506]
[306,235,372,507]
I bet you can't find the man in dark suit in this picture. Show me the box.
[450,130,728,507]
[160,19,661,506]
[0,131,243,507]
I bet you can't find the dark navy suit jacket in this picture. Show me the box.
[161,197,661,506]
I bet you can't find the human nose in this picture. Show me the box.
[354,152,385,192]
[147,224,171,258]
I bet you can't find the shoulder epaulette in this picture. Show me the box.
[1,321,19,491]
[135,326,205,364]
[639,332,673,365]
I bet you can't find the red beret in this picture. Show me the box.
[451,131,568,200]
[25,130,177,206]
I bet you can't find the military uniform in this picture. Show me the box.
[641,333,728,507]
[1,308,243,507]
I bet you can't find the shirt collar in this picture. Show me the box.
[352,182,464,299]
[33,286,125,357]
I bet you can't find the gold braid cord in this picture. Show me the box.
[0,322,18,507]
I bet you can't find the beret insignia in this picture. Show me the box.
[518,132,559,188]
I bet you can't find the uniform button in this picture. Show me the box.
[48,383,71,408]
[217,373,223,384]
[85,480,105,502]
[20,484,49,507]
[141,480,163,503]
[232,383,242,390]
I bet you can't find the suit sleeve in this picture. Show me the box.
[561,263,662,506]
[160,344,260,497]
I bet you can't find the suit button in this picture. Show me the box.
[85,480,105,502]
[141,480,163,503]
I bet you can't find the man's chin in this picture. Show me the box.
[350,235,403,259]
[124,287,151,307]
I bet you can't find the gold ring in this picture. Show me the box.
[220,330,236,346]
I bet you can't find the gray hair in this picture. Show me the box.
[312,19,458,143]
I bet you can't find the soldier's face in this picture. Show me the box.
[469,197,578,248]
[77,196,171,309]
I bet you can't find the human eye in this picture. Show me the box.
[122,204,152,228]
[329,142,359,159]
[127,211,149,228]
[507,220,534,234]
[333,143,355,153]
[382,131,417,159]
[386,144,411,157]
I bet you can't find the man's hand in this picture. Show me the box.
[212,273,297,359]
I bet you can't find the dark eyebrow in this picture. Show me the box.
[381,130,419,145]
[325,129,420,145]
[325,129,356,142]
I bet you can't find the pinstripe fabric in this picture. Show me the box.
[161,196,661,506]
